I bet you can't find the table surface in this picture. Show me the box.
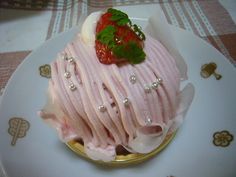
[0,0,236,97]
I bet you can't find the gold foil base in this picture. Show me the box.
[66,132,176,167]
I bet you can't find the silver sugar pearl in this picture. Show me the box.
[68,57,74,63]
[123,98,130,107]
[129,74,136,84]
[144,84,151,93]
[157,77,163,84]
[151,81,159,90]
[98,105,106,112]
[145,117,152,125]
[69,82,76,91]
[64,71,71,78]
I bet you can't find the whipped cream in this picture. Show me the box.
[81,11,102,46]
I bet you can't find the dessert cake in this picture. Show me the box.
[39,8,194,164]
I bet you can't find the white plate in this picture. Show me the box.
[0,5,236,177]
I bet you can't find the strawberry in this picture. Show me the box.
[95,9,145,65]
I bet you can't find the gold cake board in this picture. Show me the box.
[66,132,176,167]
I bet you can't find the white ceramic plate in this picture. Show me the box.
[0,6,236,177]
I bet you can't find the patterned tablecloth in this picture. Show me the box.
[0,0,236,92]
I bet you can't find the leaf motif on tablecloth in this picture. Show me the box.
[39,64,51,78]
[8,117,30,146]
[213,130,233,147]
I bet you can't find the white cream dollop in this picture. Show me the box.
[81,11,102,46]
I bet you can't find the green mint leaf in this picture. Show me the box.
[96,25,116,48]
[112,42,146,64]
[108,8,128,18]
[117,18,131,26]
[107,8,145,40]
[108,8,130,26]
[112,45,125,58]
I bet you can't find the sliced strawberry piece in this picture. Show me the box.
[95,11,144,64]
